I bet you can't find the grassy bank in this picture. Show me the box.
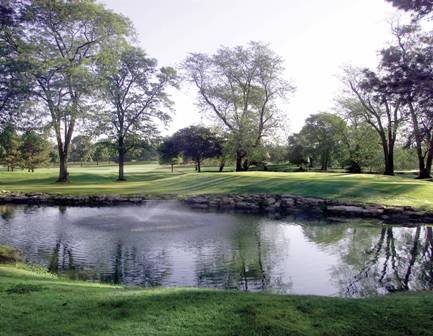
[1,263,433,336]
[0,163,433,209]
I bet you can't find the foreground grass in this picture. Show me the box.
[0,163,433,209]
[1,263,433,336]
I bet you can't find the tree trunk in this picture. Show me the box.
[379,134,394,176]
[197,160,201,173]
[57,149,69,182]
[117,137,126,181]
[408,102,428,178]
[219,158,225,172]
[236,151,243,172]
[416,134,432,179]
[171,163,174,173]
[424,141,433,178]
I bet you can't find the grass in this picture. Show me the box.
[1,163,433,209]
[1,263,433,336]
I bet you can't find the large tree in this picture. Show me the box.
[6,0,130,181]
[341,68,403,176]
[183,42,294,171]
[379,23,433,178]
[97,45,177,181]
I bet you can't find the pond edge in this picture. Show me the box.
[0,192,432,224]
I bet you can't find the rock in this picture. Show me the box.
[235,201,260,210]
[189,196,208,204]
[280,197,295,207]
[327,205,383,217]
[190,203,209,209]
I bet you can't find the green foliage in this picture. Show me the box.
[343,123,383,173]
[265,144,289,164]
[96,44,178,180]
[184,42,295,171]
[287,134,308,169]
[69,135,94,164]
[289,113,347,170]
[20,129,50,171]
[170,126,223,172]
[0,122,21,171]
[5,0,133,181]
[92,141,111,165]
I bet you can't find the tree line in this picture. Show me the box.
[288,1,433,178]
[0,0,295,181]
[1,0,432,180]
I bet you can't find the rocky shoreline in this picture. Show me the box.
[0,192,432,224]
[184,194,433,224]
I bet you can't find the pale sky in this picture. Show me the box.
[101,0,402,135]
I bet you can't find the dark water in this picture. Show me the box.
[0,202,432,297]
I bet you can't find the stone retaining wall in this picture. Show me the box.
[184,194,433,224]
[1,192,432,223]
[0,192,147,206]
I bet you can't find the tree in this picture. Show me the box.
[70,135,93,166]
[92,141,110,165]
[287,134,308,170]
[158,137,180,173]
[97,45,177,181]
[297,112,347,171]
[341,67,403,176]
[0,1,30,126]
[172,126,223,172]
[0,122,21,171]
[343,123,383,173]
[385,0,433,17]
[183,42,294,171]
[8,0,130,182]
[378,23,433,178]
[20,129,49,172]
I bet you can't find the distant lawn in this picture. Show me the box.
[1,263,433,336]
[0,163,433,210]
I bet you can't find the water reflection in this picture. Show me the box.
[331,225,433,296]
[0,202,432,297]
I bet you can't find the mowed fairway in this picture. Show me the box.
[0,163,433,209]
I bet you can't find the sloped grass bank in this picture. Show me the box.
[0,164,432,210]
[1,263,433,336]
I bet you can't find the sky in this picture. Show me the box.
[100,0,402,135]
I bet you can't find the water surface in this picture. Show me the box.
[0,202,432,297]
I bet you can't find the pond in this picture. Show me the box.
[0,201,432,297]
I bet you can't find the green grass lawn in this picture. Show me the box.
[1,262,433,336]
[1,163,433,209]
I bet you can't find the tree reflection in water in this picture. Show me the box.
[2,203,433,297]
[194,217,292,293]
[107,242,171,286]
[328,225,433,296]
